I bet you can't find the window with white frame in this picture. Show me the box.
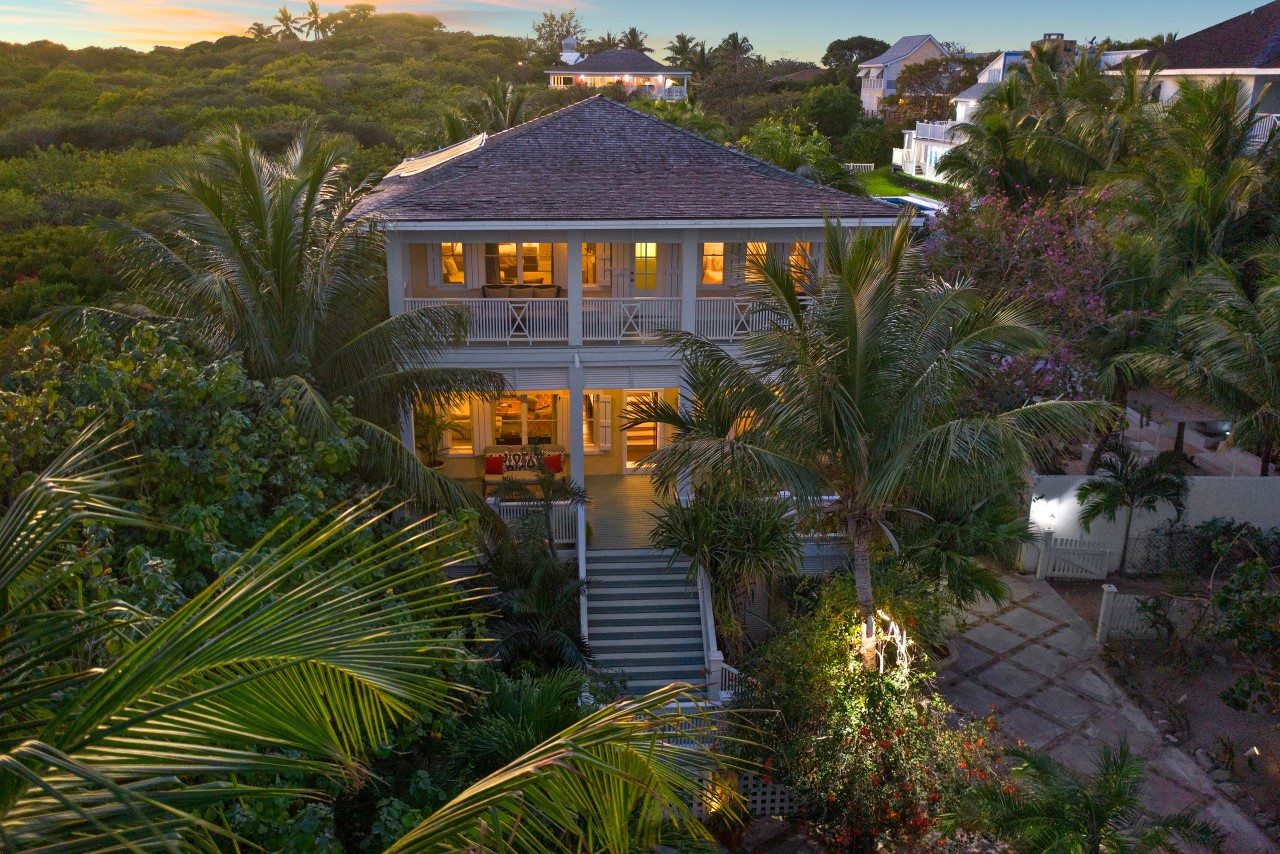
[701,242,725,286]
[440,242,465,285]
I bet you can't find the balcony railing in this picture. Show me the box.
[696,297,774,341]
[913,120,956,142]
[583,297,680,342]
[406,297,569,344]
[1248,114,1279,152]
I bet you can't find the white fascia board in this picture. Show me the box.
[381,217,905,231]
[1152,68,1263,76]
[425,346,692,370]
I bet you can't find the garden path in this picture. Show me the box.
[936,574,1278,852]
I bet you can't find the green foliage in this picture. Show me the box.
[1076,442,1190,571]
[738,116,866,192]
[945,742,1224,852]
[735,580,1000,851]
[650,486,801,654]
[839,119,896,167]
[821,36,890,70]
[802,84,861,138]
[1209,558,1280,714]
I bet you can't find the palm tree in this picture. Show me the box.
[1097,78,1274,274]
[492,446,588,560]
[619,26,652,53]
[587,31,620,52]
[0,425,479,849]
[274,4,302,39]
[474,77,532,133]
[1122,259,1280,476]
[3,428,749,851]
[88,124,504,515]
[628,216,1107,619]
[945,742,1224,852]
[665,33,700,68]
[246,21,278,40]
[1076,441,1189,572]
[714,32,754,71]
[629,99,730,142]
[302,0,330,39]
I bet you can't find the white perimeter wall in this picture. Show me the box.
[1025,475,1280,570]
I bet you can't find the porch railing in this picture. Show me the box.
[914,120,956,142]
[696,297,772,341]
[494,499,578,545]
[583,297,680,343]
[406,298,568,344]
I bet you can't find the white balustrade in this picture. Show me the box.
[496,500,578,545]
[582,297,681,343]
[695,297,785,342]
[405,298,568,344]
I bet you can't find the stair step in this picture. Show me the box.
[589,624,702,637]
[603,663,708,676]
[589,586,696,597]
[591,638,704,652]
[588,606,699,619]
[589,573,692,583]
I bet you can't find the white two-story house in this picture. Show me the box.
[356,96,905,695]
[857,34,949,115]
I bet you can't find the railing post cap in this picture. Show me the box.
[1102,583,1118,593]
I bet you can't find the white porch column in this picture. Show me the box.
[567,231,584,346]
[568,358,586,486]
[386,233,408,316]
[679,231,698,334]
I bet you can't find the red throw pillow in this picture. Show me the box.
[484,454,504,475]
[544,452,563,472]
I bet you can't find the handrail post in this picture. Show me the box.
[695,567,723,703]
[1097,583,1117,643]
[577,503,588,642]
[1035,528,1054,579]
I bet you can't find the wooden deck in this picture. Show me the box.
[585,474,665,550]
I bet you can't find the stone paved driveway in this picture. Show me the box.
[936,573,1278,853]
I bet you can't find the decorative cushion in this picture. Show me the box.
[544,452,563,472]
[484,454,504,475]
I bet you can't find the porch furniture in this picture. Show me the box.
[483,444,568,487]
[482,284,510,298]
[508,285,535,298]
[532,284,560,298]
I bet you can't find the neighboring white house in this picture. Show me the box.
[355,97,908,695]
[857,34,949,115]
[547,39,691,101]
[1138,1,1280,144]
[892,40,1146,182]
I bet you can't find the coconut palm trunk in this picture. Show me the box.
[1119,503,1136,574]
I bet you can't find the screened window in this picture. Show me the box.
[441,242,465,285]
[790,241,811,278]
[448,400,473,454]
[583,243,599,286]
[701,242,725,286]
[634,243,657,290]
[484,243,556,286]
[522,243,553,286]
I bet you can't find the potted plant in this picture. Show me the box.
[415,407,465,468]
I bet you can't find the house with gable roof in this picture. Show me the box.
[857,34,950,115]
[547,40,691,101]
[355,96,907,696]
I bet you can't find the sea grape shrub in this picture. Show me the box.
[929,190,1116,407]
[0,322,387,594]
[734,575,1000,852]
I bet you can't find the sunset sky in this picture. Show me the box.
[1,0,1260,62]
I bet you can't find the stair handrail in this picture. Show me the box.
[694,565,725,704]
[577,503,588,642]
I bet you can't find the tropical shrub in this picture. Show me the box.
[733,576,1001,853]
[1209,558,1280,714]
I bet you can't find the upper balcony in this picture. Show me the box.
[395,239,816,346]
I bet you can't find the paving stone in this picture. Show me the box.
[950,639,994,675]
[1011,643,1071,679]
[1049,733,1105,775]
[1000,706,1065,749]
[977,660,1052,699]
[1082,703,1160,755]
[997,608,1059,638]
[1042,626,1096,660]
[941,679,1003,717]
[1025,684,1098,727]
[964,596,1006,619]
[1141,771,1205,813]
[963,623,1026,655]
[1197,797,1280,853]
[1146,747,1218,798]
[1070,666,1120,704]
[1022,590,1083,624]
[1004,575,1040,602]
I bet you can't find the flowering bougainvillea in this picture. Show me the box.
[928,190,1118,407]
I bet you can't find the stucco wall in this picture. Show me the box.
[1025,474,1280,569]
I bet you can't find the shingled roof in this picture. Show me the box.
[354,97,900,224]
[548,49,680,75]
[1144,1,1280,70]
[861,35,942,67]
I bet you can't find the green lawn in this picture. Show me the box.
[861,165,946,201]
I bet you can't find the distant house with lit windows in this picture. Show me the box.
[547,39,690,101]
[355,96,905,696]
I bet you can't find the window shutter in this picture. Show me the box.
[427,244,443,289]
[556,393,570,447]
[464,244,484,290]
[472,399,493,451]
[727,243,747,287]
[597,394,613,451]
